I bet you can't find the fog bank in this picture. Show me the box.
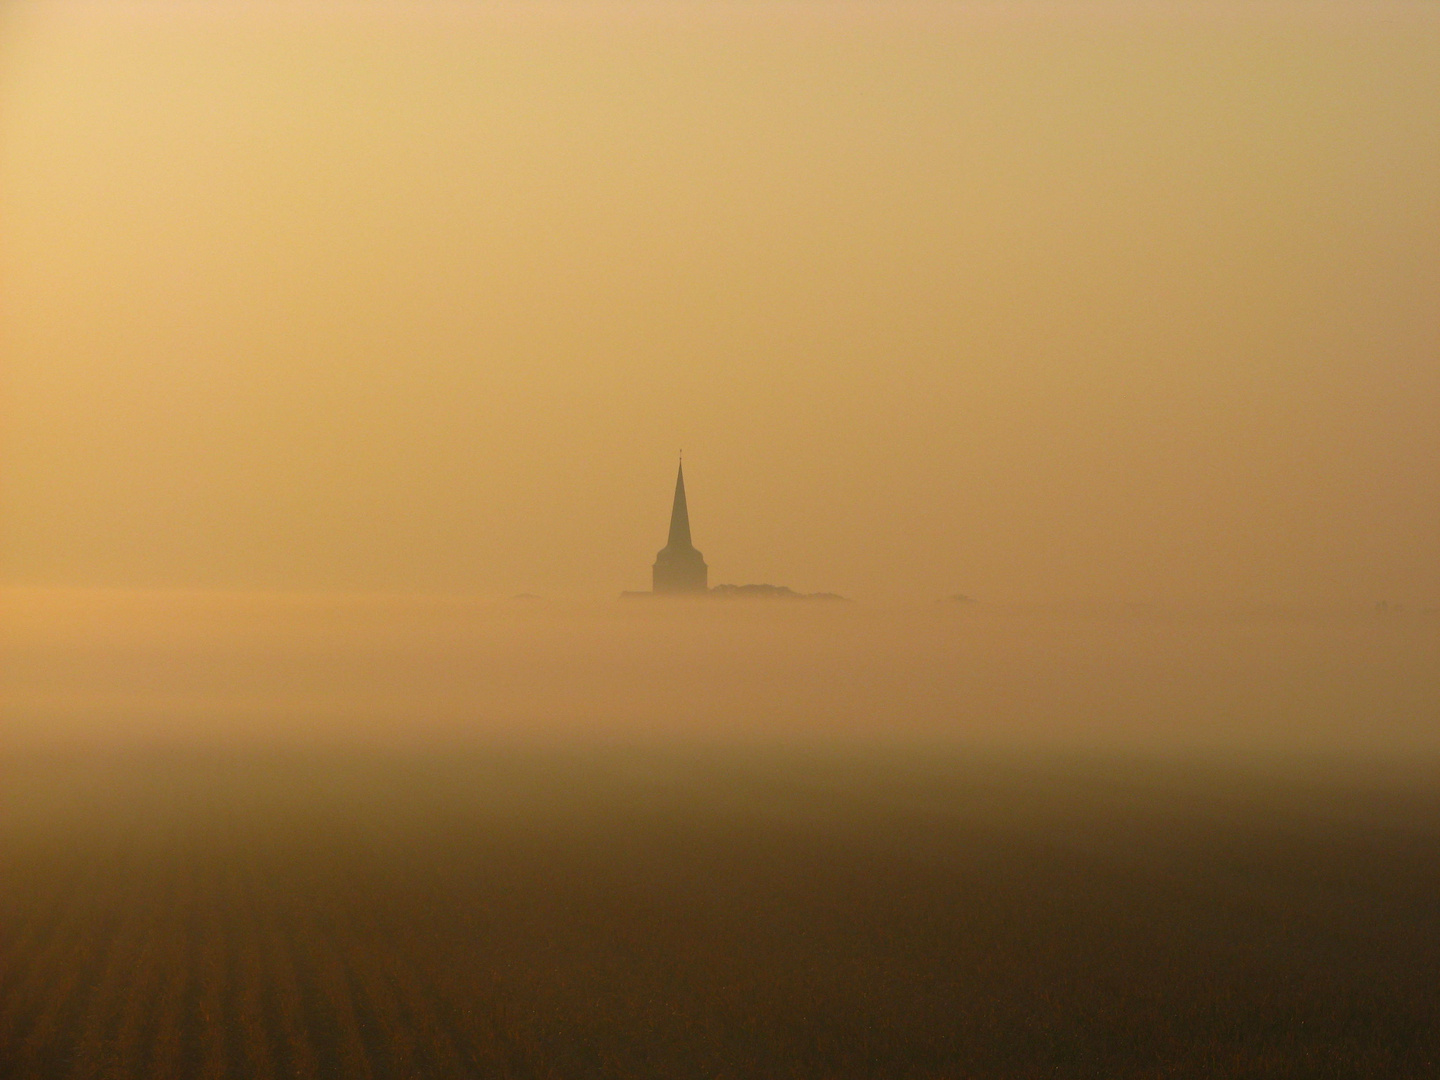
[4,589,1436,759]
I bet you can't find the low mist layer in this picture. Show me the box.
[3,589,1437,758]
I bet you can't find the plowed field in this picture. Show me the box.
[2,749,1438,1078]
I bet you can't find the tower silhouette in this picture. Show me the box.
[652,460,708,593]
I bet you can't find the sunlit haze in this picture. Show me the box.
[4,6,1440,1076]
[3,0,1437,603]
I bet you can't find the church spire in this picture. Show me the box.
[653,457,708,593]
[667,458,693,549]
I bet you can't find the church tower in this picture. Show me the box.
[652,460,708,593]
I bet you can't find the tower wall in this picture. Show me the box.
[652,547,708,593]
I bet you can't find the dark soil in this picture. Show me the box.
[1,747,1437,1079]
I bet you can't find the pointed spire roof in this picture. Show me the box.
[667,458,693,549]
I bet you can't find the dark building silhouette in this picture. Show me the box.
[652,460,708,593]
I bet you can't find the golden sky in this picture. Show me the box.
[3,1,1437,602]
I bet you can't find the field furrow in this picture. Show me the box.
[379,935,491,1079]
[261,923,320,1080]
[143,925,195,1080]
[62,920,146,1080]
[337,917,429,1079]
[10,919,106,1078]
[100,930,165,1080]
[227,874,278,1080]
[296,918,376,1080]
[0,883,68,1056]
[193,905,231,1080]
